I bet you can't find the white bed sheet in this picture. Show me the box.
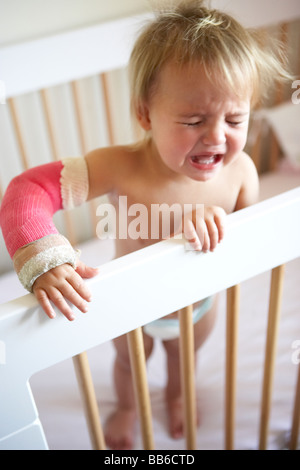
[0,172,299,450]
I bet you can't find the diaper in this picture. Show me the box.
[143,296,214,341]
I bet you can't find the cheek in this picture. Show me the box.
[156,126,189,154]
[230,129,248,151]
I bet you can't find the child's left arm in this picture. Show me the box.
[183,154,259,252]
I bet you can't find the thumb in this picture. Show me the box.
[75,260,99,279]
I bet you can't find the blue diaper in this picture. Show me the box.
[143,296,214,341]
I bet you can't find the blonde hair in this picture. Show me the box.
[129,0,291,116]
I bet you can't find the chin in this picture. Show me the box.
[189,167,221,182]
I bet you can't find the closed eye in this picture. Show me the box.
[227,121,241,126]
[227,120,245,127]
[182,121,203,127]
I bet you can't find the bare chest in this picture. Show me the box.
[114,173,239,215]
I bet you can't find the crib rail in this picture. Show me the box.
[0,187,299,450]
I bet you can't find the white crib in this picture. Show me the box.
[0,7,300,451]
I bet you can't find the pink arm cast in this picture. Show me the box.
[0,161,64,259]
[0,158,89,292]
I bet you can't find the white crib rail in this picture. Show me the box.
[0,187,299,450]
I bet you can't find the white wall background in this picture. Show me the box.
[1,0,300,47]
[0,0,150,46]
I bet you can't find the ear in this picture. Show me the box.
[135,101,152,131]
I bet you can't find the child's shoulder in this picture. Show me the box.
[229,150,259,186]
[233,150,258,173]
[86,143,142,171]
[85,144,144,198]
[232,151,260,210]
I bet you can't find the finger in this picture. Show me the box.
[205,218,220,251]
[212,207,226,242]
[60,282,91,315]
[75,261,99,279]
[34,287,56,320]
[194,217,210,252]
[184,219,202,251]
[67,271,92,302]
[46,286,77,321]
[200,224,210,252]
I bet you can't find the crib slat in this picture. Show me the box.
[40,89,60,161]
[269,23,288,172]
[179,304,197,450]
[225,284,240,450]
[7,98,30,170]
[100,74,115,146]
[73,352,106,450]
[127,327,155,450]
[71,81,89,155]
[259,264,285,450]
[70,80,101,234]
[290,364,300,450]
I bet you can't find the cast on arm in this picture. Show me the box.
[0,157,89,292]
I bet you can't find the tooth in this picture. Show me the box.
[193,156,215,164]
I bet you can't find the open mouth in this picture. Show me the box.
[190,154,223,168]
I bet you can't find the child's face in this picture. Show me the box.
[139,61,251,182]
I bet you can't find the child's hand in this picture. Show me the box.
[183,205,226,252]
[32,261,99,321]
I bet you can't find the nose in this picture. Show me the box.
[202,122,226,146]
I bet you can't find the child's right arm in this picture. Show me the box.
[0,146,127,320]
[0,157,98,321]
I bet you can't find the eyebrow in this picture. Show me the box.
[226,112,250,117]
[177,111,249,119]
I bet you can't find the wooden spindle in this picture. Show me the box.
[71,81,89,155]
[40,89,60,161]
[290,364,300,450]
[269,23,288,172]
[7,98,30,170]
[225,284,240,450]
[259,264,285,450]
[100,73,115,146]
[179,304,197,450]
[73,352,106,450]
[127,327,155,450]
